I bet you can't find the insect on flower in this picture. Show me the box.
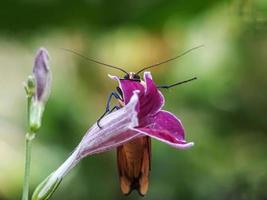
[63,46,201,196]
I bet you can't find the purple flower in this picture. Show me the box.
[109,71,193,149]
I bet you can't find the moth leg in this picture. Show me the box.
[157,77,197,89]
[97,105,120,129]
[107,105,121,114]
[97,91,121,129]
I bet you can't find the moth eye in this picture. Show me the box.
[124,74,130,79]
[133,74,140,80]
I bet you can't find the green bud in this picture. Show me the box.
[24,75,36,97]
[32,173,62,200]
[27,75,35,90]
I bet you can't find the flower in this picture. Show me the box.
[109,71,194,149]
[32,71,194,199]
[32,92,140,200]
[28,48,52,132]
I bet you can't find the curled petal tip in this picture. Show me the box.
[108,74,118,80]
[189,142,194,146]
[143,71,152,79]
[175,141,194,149]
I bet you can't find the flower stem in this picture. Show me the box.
[22,97,35,200]
[22,133,35,200]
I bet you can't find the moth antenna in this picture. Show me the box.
[136,45,204,75]
[157,77,197,89]
[61,48,129,74]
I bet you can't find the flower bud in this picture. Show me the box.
[28,47,51,132]
[33,47,51,104]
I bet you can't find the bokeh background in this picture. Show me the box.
[1,0,267,199]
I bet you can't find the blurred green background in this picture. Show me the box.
[1,0,267,199]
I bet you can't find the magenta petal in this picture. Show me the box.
[135,127,194,149]
[150,110,185,140]
[134,110,193,149]
[120,80,144,105]
[139,72,164,117]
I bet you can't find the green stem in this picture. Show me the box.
[22,133,35,200]
[22,97,35,200]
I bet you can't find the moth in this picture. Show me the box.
[63,46,201,196]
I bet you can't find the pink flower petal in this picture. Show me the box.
[140,72,164,117]
[78,91,141,158]
[149,110,185,141]
[135,127,194,149]
[136,110,193,149]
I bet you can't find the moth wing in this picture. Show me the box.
[138,136,151,196]
[117,145,131,195]
[117,136,151,196]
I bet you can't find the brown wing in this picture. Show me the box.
[117,136,151,196]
